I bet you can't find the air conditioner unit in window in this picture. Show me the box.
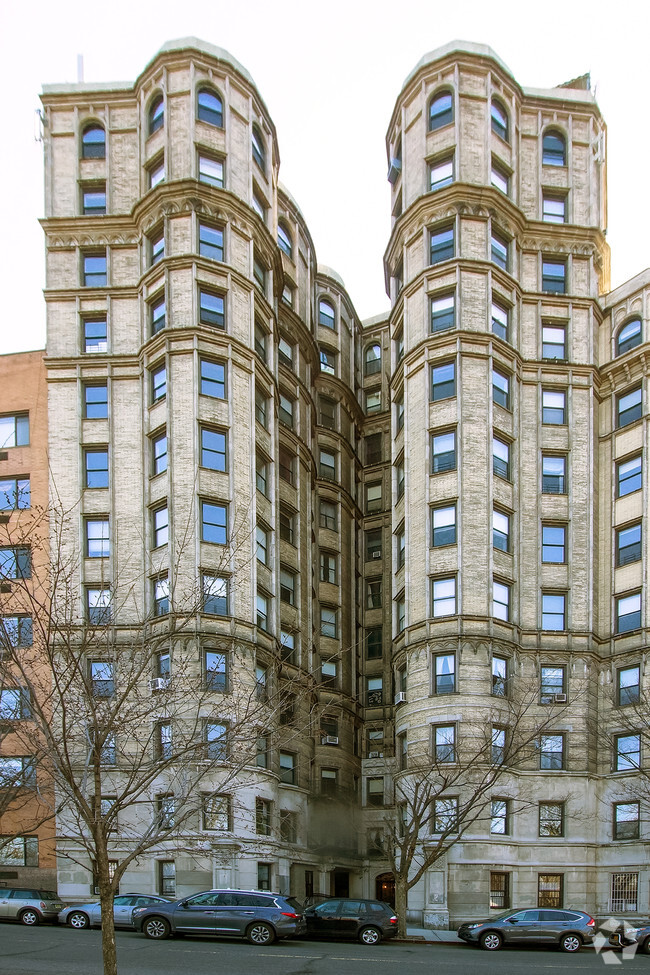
[323,735,339,745]
[372,550,382,559]
[149,677,169,692]
[394,692,407,705]
[553,693,567,703]
[387,158,402,184]
[368,750,382,759]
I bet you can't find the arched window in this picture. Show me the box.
[81,123,105,159]
[252,124,266,172]
[365,344,381,376]
[318,298,335,330]
[491,98,509,142]
[542,130,566,167]
[148,95,164,135]
[197,87,223,128]
[278,223,292,258]
[429,90,453,131]
[616,318,642,357]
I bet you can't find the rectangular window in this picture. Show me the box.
[430,224,454,264]
[432,797,458,832]
[280,809,297,844]
[542,592,566,630]
[611,873,638,913]
[365,481,382,514]
[200,427,227,472]
[492,369,510,409]
[491,727,506,764]
[542,324,566,360]
[320,500,337,531]
[83,250,107,287]
[320,607,337,639]
[617,386,642,428]
[430,155,454,190]
[538,874,563,909]
[255,453,269,496]
[431,578,456,618]
[492,655,507,697]
[86,518,109,558]
[198,154,224,188]
[491,161,509,194]
[256,525,269,565]
[319,449,336,480]
[396,528,405,567]
[151,365,166,403]
[431,430,456,473]
[366,579,382,610]
[203,794,230,831]
[431,361,456,401]
[83,319,107,353]
[84,384,108,418]
[542,259,566,294]
[366,432,382,465]
[279,394,294,428]
[367,676,383,706]
[319,551,337,584]
[490,872,510,910]
[491,798,508,833]
[319,396,337,430]
[202,574,228,615]
[279,506,295,544]
[542,524,566,563]
[491,300,509,341]
[614,802,639,840]
[365,389,381,414]
[433,724,456,763]
[279,751,296,785]
[256,591,268,630]
[396,394,404,431]
[493,437,510,480]
[542,454,566,494]
[199,289,225,329]
[0,414,29,449]
[321,659,338,686]
[159,861,175,898]
[86,588,112,625]
[280,568,296,605]
[0,546,31,579]
[539,802,564,837]
[153,506,168,548]
[152,433,167,476]
[540,734,564,770]
[319,347,337,375]
[615,733,640,771]
[617,523,642,566]
[200,358,226,399]
[540,666,565,704]
[319,768,337,795]
[0,836,38,868]
[493,509,510,552]
[617,592,641,633]
[0,687,30,720]
[256,797,272,836]
[150,229,164,265]
[493,580,510,621]
[434,653,455,694]
[279,445,295,484]
[205,721,227,761]
[153,575,169,616]
[542,389,566,424]
[430,293,455,332]
[205,650,227,692]
[0,758,36,789]
[543,194,566,224]
[199,223,224,261]
[366,626,383,659]
[0,617,33,650]
[84,448,108,489]
[618,665,640,706]
[367,777,384,806]
[617,455,642,497]
[431,503,456,547]
[150,295,166,334]
[149,160,165,188]
[278,336,294,368]
[0,477,30,510]
[155,721,172,760]
[491,231,508,270]
[201,501,227,545]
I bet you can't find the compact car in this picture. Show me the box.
[458,908,596,951]
[0,888,63,925]
[302,897,398,944]
[59,893,170,929]
[133,889,305,945]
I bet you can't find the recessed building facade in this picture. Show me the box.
[28,37,650,923]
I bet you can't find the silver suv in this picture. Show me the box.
[133,889,305,945]
[0,887,63,925]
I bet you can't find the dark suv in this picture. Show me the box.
[458,908,596,952]
[132,889,304,945]
[303,898,398,944]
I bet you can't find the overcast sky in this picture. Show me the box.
[1,0,648,354]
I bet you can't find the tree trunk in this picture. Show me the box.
[394,874,409,939]
[95,844,118,975]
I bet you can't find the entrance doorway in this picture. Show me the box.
[332,870,349,897]
[375,872,395,907]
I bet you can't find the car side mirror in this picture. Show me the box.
[508,918,518,924]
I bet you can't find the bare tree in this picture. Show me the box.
[0,503,314,975]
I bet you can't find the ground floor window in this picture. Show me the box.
[94,859,118,895]
[490,871,510,909]
[258,862,272,891]
[538,873,563,908]
[611,873,638,913]
[158,860,175,897]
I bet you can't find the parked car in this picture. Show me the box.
[132,889,305,945]
[59,893,171,929]
[302,897,398,945]
[458,908,596,952]
[606,922,650,953]
[0,887,63,926]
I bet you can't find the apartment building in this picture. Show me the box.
[33,38,650,924]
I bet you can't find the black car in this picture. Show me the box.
[132,889,305,945]
[458,908,596,952]
[303,897,398,944]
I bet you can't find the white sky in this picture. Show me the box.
[1,0,648,354]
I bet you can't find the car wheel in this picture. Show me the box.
[143,917,171,940]
[359,926,382,945]
[479,931,503,951]
[559,933,582,953]
[640,937,650,955]
[19,909,40,926]
[67,911,90,929]
[246,921,275,945]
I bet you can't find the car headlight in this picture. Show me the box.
[466,923,481,929]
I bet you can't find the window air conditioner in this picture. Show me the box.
[553,693,567,703]
[324,735,339,745]
[387,158,402,184]
[149,677,169,692]
[394,692,407,705]
[368,751,382,759]
[372,550,382,559]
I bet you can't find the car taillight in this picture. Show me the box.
[586,917,596,927]
[39,902,46,909]
[389,916,398,924]
[282,912,300,919]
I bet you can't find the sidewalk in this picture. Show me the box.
[405,926,462,943]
